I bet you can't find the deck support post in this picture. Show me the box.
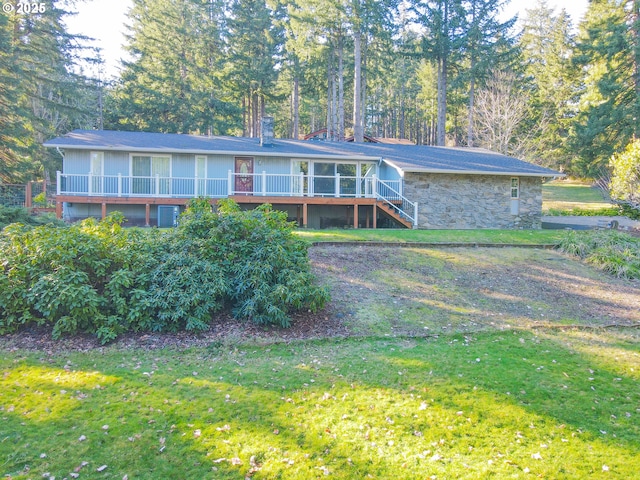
[145,204,151,227]
[353,203,358,229]
[302,203,308,228]
[101,202,107,220]
[373,204,377,229]
[55,201,62,219]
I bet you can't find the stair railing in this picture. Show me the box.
[373,176,418,227]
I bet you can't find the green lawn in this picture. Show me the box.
[295,228,565,245]
[543,179,615,214]
[2,330,638,479]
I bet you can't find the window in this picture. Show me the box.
[511,177,519,199]
[292,160,308,195]
[90,152,104,194]
[90,152,104,175]
[313,162,335,195]
[132,155,171,194]
[195,155,207,196]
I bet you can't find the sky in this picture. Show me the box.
[64,0,589,80]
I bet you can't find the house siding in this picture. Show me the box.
[103,152,129,175]
[172,154,194,177]
[63,149,90,174]
[403,173,543,229]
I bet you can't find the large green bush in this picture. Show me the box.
[0,200,329,343]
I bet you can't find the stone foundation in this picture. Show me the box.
[403,173,543,229]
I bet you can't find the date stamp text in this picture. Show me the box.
[3,2,47,14]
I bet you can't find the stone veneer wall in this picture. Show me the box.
[403,173,543,229]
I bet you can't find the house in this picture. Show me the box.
[44,129,562,229]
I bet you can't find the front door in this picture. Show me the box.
[234,157,254,194]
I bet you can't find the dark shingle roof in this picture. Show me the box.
[44,130,561,177]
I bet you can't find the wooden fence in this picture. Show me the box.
[0,181,55,208]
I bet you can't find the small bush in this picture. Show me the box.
[0,200,329,342]
[0,205,65,229]
[557,230,640,279]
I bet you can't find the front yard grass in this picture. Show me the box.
[2,329,639,479]
[296,228,564,245]
[2,242,640,479]
[543,179,615,215]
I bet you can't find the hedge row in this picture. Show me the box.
[0,199,329,343]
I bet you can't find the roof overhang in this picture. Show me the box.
[399,166,564,178]
[44,143,382,162]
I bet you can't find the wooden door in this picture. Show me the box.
[234,157,253,194]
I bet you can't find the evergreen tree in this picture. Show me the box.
[110,0,236,134]
[225,0,285,137]
[519,1,578,169]
[412,0,467,146]
[1,2,98,182]
[571,0,637,177]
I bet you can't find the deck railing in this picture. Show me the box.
[57,171,401,199]
[56,171,417,226]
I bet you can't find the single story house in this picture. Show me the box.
[44,129,562,229]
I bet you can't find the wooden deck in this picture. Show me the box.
[55,195,413,229]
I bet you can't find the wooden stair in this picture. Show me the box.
[376,200,414,229]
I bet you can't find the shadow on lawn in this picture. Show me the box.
[2,330,639,479]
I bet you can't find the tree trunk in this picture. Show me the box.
[468,64,476,147]
[337,35,345,140]
[436,56,447,146]
[353,31,363,142]
[293,75,299,139]
[633,0,640,138]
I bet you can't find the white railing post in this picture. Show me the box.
[227,170,233,196]
[372,174,378,197]
[56,171,61,195]
[414,202,419,228]
[194,176,198,198]
[299,172,304,196]
[335,173,340,197]
[117,173,122,197]
[155,174,160,196]
[262,171,267,196]
[88,172,94,195]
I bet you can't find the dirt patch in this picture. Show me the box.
[310,245,640,335]
[2,245,639,352]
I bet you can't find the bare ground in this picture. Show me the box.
[2,245,639,352]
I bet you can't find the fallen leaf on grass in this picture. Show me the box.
[97,465,108,472]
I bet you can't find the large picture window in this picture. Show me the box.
[132,155,170,194]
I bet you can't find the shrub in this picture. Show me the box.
[0,213,161,342]
[0,205,64,229]
[0,200,329,342]
[557,230,640,279]
[192,199,330,327]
